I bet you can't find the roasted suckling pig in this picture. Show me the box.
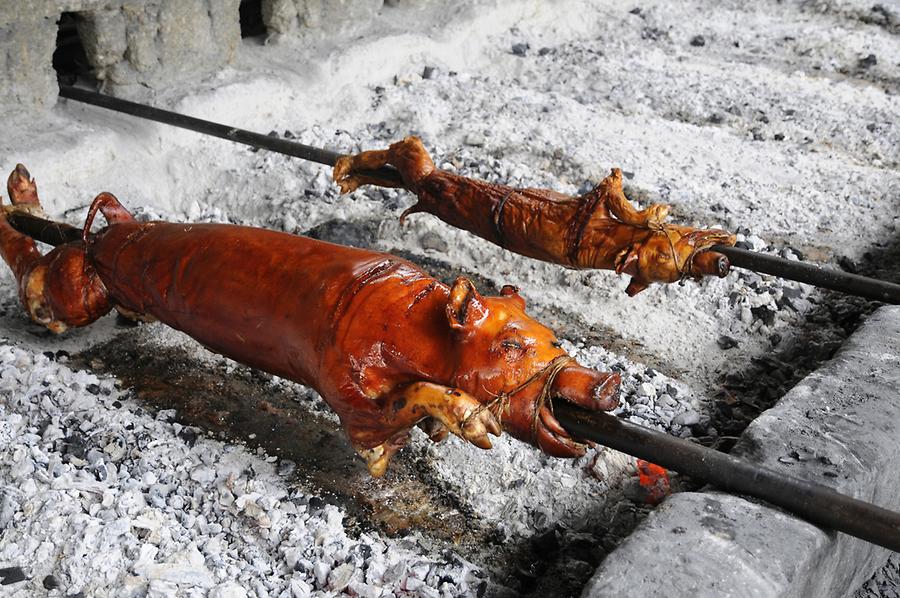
[334,137,736,295]
[0,165,619,476]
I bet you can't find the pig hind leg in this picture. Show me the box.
[0,165,112,333]
[333,136,436,194]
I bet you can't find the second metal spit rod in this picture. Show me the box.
[55,85,900,304]
[555,402,900,554]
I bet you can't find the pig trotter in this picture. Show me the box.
[417,418,450,443]
[597,168,671,227]
[358,432,410,478]
[5,164,45,217]
[0,165,112,333]
[333,154,401,194]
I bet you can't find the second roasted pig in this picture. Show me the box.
[334,136,736,295]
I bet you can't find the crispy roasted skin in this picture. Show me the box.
[334,137,736,295]
[1,165,620,476]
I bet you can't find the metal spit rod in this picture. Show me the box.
[555,402,900,553]
[56,85,900,304]
[713,245,900,304]
[59,85,404,186]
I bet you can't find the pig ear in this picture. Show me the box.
[500,284,526,309]
[447,277,485,330]
[614,245,640,276]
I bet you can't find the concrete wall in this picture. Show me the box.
[0,0,392,117]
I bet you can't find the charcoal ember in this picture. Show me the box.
[530,508,551,529]
[276,459,296,477]
[93,462,108,482]
[556,558,595,585]
[0,566,26,585]
[464,132,486,147]
[530,529,560,554]
[61,431,88,461]
[176,427,200,447]
[673,410,701,426]
[328,563,355,591]
[838,255,860,273]
[511,42,530,56]
[636,382,656,398]
[0,489,20,529]
[858,54,877,69]
[514,560,541,590]
[750,306,776,326]
[717,335,739,349]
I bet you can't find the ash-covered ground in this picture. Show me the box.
[0,0,898,596]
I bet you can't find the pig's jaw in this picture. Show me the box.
[475,355,596,458]
[538,366,621,457]
[535,396,590,457]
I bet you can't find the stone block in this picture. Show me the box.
[106,0,241,92]
[583,306,900,598]
[261,0,384,35]
[77,9,128,72]
[0,0,242,114]
[0,14,59,118]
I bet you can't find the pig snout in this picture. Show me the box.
[551,364,620,412]
[522,363,620,458]
[691,250,730,279]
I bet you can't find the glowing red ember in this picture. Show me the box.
[636,459,671,505]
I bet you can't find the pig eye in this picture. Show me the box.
[499,338,528,360]
[501,339,524,351]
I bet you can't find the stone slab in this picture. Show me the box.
[584,305,900,598]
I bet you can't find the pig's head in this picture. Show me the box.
[615,226,737,296]
[444,277,620,457]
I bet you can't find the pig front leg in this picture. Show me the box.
[355,381,501,477]
[333,136,436,194]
